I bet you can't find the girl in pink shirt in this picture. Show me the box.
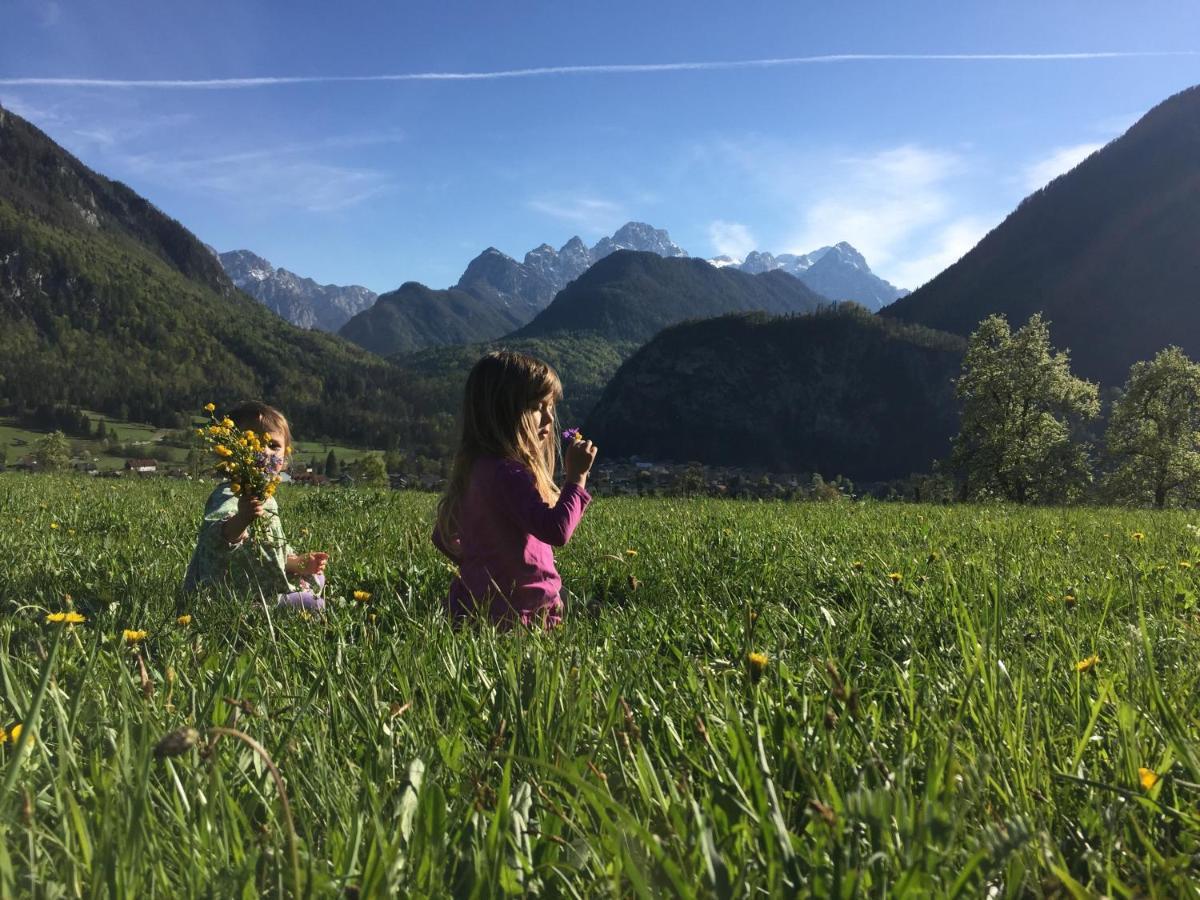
[432,351,598,628]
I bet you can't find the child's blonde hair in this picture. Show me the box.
[436,351,563,546]
[227,401,292,451]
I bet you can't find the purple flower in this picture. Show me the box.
[255,451,285,475]
[561,427,581,444]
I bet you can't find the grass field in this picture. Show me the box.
[0,473,1198,896]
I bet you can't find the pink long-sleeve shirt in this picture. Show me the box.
[432,456,592,628]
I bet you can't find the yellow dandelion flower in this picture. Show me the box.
[888,572,903,583]
[1180,561,1192,570]
[1139,767,1159,790]
[353,590,371,602]
[9,723,22,743]
[123,629,148,644]
[851,561,864,571]
[50,522,59,530]
[1131,532,1145,542]
[45,611,85,624]
[204,402,216,412]
[177,614,192,625]
[1064,594,1077,607]
[746,651,769,682]
[625,549,638,556]
[1075,654,1099,673]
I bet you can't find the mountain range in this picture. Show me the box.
[225,220,902,345]
[218,249,376,332]
[712,242,908,310]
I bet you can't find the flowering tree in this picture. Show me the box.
[33,430,72,472]
[1104,346,1200,508]
[950,314,1098,503]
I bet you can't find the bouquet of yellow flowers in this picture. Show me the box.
[195,403,289,501]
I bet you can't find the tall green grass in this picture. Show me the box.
[0,473,1197,896]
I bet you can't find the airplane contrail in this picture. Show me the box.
[2,52,1196,89]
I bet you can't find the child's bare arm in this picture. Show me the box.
[221,494,265,544]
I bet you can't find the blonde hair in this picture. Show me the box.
[227,401,292,451]
[435,351,563,546]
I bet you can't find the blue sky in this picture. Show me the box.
[2,0,1199,294]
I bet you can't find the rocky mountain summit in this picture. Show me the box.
[218,250,376,332]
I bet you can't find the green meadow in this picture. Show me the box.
[1,474,1198,896]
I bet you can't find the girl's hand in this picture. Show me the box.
[290,552,329,577]
[565,439,598,485]
[222,494,265,544]
[237,494,266,521]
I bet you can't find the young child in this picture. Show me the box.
[432,351,597,628]
[182,401,329,610]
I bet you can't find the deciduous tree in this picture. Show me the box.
[1104,346,1200,508]
[951,314,1098,503]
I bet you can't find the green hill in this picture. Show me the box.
[881,84,1200,386]
[0,102,440,449]
[338,281,521,356]
[515,250,830,343]
[586,306,965,480]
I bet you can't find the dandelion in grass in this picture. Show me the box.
[746,651,769,682]
[625,549,638,557]
[1063,594,1077,608]
[50,522,59,530]
[176,614,193,625]
[1139,767,1160,790]
[1075,654,1099,673]
[124,629,148,645]
[353,590,371,602]
[851,561,864,571]
[1131,531,1145,542]
[1180,561,1192,570]
[45,611,85,624]
[888,572,903,584]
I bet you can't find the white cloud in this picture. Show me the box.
[885,216,992,290]
[707,220,756,260]
[783,144,974,287]
[117,147,396,213]
[527,195,625,236]
[1022,142,1104,191]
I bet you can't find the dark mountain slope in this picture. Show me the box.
[882,84,1200,385]
[586,307,965,480]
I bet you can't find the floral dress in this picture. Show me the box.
[182,483,294,597]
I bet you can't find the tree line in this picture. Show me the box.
[948,313,1200,508]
